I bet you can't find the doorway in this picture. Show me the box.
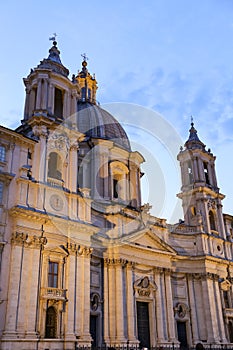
[177,321,188,349]
[137,301,150,348]
[90,315,98,348]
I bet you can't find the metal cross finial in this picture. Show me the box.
[49,33,57,41]
[81,53,89,62]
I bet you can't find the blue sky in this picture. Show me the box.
[0,0,232,222]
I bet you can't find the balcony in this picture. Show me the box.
[41,287,67,300]
[224,308,233,318]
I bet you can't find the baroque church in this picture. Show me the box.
[0,39,233,350]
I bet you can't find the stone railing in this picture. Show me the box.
[41,287,67,300]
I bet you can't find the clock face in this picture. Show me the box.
[50,194,64,211]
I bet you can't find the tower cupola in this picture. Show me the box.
[19,38,80,137]
[76,55,98,104]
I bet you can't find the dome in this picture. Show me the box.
[77,102,131,151]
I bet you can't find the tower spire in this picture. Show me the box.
[185,118,205,150]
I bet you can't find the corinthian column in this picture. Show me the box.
[77,246,92,346]
[126,262,137,343]
[154,272,165,343]
[164,271,176,342]
[115,259,126,343]
[103,259,110,345]
[65,243,77,341]
[187,274,199,343]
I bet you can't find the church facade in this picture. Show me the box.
[0,40,233,350]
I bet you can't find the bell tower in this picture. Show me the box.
[177,121,226,238]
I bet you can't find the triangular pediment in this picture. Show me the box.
[122,228,176,254]
[43,244,69,256]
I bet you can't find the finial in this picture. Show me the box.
[191,115,194,127]
[49,33,57,46]
[81,53,89,62]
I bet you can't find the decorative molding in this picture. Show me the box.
[220,279,231,291]
[50,194,64,211]
[90,292,102,311]
[134,276,157,298]
[207,199,216,210]
[104,258,127,266]
[11,232,47,248]
[174,302,189,320]
[78,245,93,257]
[47,132,69,155]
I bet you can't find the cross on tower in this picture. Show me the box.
[81,53,89,62]
[49,33,57,41]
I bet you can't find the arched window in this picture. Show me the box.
[48,152,62,180]
[109,161,129,202]
[209,210,216,231]
[45,306,57,338]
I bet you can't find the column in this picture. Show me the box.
[103,259,110,345]
[197,159,205,182]
[69,143,78,193]
[48,83,54,114]
[154,272,165,343]
[193,157,199,182]
[217,203,226,239]
[207,163,214,186]
[126,262,137,343]
[164,271,176,342]
[108,260,116,341]
[77,246,92,345]
[187,275,199,343]
[25,240,44,338]
[92,145,100,199]
[3,234,27,338]
[35,79,42,110]
[63,91,68,118]
[102,151,109,200]
[115,260,126,343]
[129,162,138,207]
[41,78,48,110]
[65,244,77,340]
[71,90,77,116]
[201,275,218,342]
[180,162,186,188]
[24,86,30,119]
[29,88,36,116]
[214,278,227,342]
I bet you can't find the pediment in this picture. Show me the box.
[125,229,176,254]
[43,244,69,257]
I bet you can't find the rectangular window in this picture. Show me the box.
[187,161,193,184]
[54,88,63,118]
[223,290,230,308]
[48,261,58,288]
[0,181,3,203]
[0,146,6,162]
[113,179,118,198]
[204,162,210,185]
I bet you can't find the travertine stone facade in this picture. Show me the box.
[0,41,233,350]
